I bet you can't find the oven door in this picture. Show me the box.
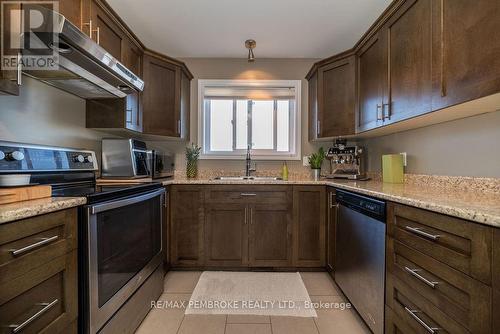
[84,188,164,334]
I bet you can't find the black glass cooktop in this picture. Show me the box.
[52,182,162,204]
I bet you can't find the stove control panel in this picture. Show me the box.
[0,141,98,172]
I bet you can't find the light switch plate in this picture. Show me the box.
[400,152,407,167]
[303,156,310,166]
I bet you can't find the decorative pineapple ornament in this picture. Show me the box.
[185,143,201,178]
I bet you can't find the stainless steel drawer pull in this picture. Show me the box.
[240,193,257,196]
[404,307,440,334]
[405,226,440,240]
[9,299,58,333]
[11,235,59,256]
[404,267,439,288]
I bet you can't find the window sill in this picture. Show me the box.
[199,154,301,161]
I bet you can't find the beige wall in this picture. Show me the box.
[360,110,500,178]
[151,58,324,175]
[0,76,108,155]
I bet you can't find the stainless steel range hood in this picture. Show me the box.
[21,5,144,99]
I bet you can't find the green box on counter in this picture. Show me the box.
[382,154,404,184]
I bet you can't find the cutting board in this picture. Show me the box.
[0,185,52,205]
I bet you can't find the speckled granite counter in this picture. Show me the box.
[0,197,87,224]
[162,177,500,228]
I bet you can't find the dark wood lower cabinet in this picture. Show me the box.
[326,187,336,275]
[249,202,292,267]
[170,185,204,267]
[205,203,248,267]
[169,185,325,270]
[293,186,326,267]
[386,201,497,334]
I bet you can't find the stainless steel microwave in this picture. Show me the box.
[101,139,150,178]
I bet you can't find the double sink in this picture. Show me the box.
[213,176,283,181]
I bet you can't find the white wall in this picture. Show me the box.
[0,76,107,154]
[361,110,500,178]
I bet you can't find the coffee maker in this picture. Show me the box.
[325,139,365,180]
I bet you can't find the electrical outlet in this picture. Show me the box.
[303,156,310,166]
[400,152,407,167]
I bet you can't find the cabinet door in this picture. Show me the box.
[179,70,191,140]
[142,53,181,137]
[384,0,432,124]
[205,204,248,267]
[317,56,356,137]
[170,186,204,266]
[292,186,326,267]
[356,31,387,132]
[308,70,319,140]
[249,203,292,267]
[326,188,337,274]
[122,37,142,77]
[89,0,123,60]
[432,0,500,110]
[58,0,82,29]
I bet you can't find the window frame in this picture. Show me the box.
[198,79,302,160]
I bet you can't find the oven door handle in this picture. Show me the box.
[90,188,165,214]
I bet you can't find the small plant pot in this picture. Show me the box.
[311,168,321,181]
[186,160,198,178]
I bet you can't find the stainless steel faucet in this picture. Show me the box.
[245,145,256,177]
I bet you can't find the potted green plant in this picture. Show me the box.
[308,147,325,181]
[185,143,201,178]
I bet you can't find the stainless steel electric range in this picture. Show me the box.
[0,141,165,334]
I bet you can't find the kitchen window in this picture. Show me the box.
[198,80,301,160]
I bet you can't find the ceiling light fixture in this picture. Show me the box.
[245,39,256,62]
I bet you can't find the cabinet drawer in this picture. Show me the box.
[387,273,471,334]
[387,202,492,284]
[385,305,417,334]
[387,237,491,333]
[0,209,77,284]
[205,186,290,204]
[0,251,77,334]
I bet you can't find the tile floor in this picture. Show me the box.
[135,271,370,334]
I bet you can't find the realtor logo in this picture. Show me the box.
[1,1,59,71]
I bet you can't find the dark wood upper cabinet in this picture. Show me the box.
[249,202,292,267]
[142,52,180,137]
[205,203,248,267]
[87,0,123,60]
[141,51,192,138]
[431,0,500,111]
[356,31,387,132]
[58,0,82,28]
[310,56,356,139]
[383,0,433,125]
[307,70,318,141]
[292,186,326,267]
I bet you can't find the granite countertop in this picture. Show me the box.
[162,177,500,228]
[0,197,87,224]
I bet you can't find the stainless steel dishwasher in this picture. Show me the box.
[335,189,386,334]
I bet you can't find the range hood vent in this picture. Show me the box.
[21,5,144,99]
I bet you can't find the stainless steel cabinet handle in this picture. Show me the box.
[9,299,58,333]
[11,235,59,256]
[17,53,22,85]
[405,226,440,241]
[383,103,391,120]
[404,307,440,333]
[376,104,383,121]
[317,120,321,136]
[244,207,248,225]
[329,192,336,209]
[177,120,181,134]
[249,207,253,225]
[240,193,257,196]
[404,266,439,288]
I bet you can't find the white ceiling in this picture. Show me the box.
[107,0,391,59]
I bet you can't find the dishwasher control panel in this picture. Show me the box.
[336,189,386,221]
